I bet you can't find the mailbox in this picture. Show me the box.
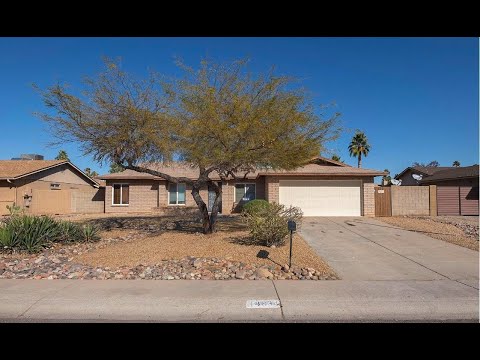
[288,220,296,231]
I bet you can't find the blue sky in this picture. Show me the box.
[0,37,478,181]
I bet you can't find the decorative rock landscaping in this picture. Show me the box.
[0,230,337,280]
[0,254,336,280]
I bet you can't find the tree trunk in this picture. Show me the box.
[358,153,362,168]
[191,183,222,234]
[209,183,222,233]
[126,164,222,235]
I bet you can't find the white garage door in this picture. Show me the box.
[279,180,361,216]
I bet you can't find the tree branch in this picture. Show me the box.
[125,164,193,185]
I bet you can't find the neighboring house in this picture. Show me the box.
[0,160,104,216]
[394,166,453,186]
[98,157,385,217]
[419,165,479,216]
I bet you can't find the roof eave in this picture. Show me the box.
[0,161,100,187]
[394,167,429,180]
[420,175,479,184]
[257,172,385,177]
[1,161,69,181]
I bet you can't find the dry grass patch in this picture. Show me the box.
[378,216,478,251]
[75,228,335,277]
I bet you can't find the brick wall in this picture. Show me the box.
[391,186,430,216]
[362,181,375,217]
[265,176,280,203]
[105,176,379,217]
[222,181,235,214]
[105,180,159,213]
[222,178,265,214]
[71,188,105,213]
[159,181,217,210]
[106,179,233,214]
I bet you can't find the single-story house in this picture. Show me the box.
[0,160,104,216]
[394,166,454,186]
[419,165,479,216]
[98,157,385,217]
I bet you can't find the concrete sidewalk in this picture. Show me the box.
[1,279,478,322]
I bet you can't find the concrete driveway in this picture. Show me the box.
[300,217,479,287]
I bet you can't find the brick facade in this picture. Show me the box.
[71,188,105,213]
[222,178,265,214]
[265,176,280,203]
[362,180,375,217]
[105,180,159,213]
[105,176,377,216]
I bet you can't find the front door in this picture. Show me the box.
[208,183,222,213]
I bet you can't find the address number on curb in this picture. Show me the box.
[246,300,280,308]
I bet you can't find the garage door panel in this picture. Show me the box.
[279,180,361,216]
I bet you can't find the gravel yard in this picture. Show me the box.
[0,215,337,280]
[378,216,478,251]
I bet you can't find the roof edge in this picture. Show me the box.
[420,175,479,184]
[310,156,351,167]
[394,167,429,180]
[257,172,386,177]
[1,161,100,187]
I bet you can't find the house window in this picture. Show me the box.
[50,183,61,190]
[112,184,129,205]
[169,183,186,205]
[235,183,256,202]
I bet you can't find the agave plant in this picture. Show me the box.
[7,215,62,252]
[82,224,100,242]
[0,227,18,249]
[57,221,83,243]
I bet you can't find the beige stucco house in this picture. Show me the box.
[98,157,385,216]
[0,160,104,215]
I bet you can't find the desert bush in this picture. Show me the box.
[242,199,271,216]
[82,224,100,242]
[5,203,23,216]
[0,227,18,249]
[57,221,83,243]
[244,203,303,247]
[0,216,100,253]
[5,215,62,252]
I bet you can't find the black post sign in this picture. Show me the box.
[287,220,296,268]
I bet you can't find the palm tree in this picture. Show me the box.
[452,160,460,167]
[331,155,342,162]
[348,131,370,168]
[382,169,391,185]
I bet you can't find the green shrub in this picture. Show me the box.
[244,203,303,247]
[82,224,100,242]
[0,215,102,253]
[0,227,18,248]
[242,199,271,216]
[6,215,61,252]
[57,221,83,243]
[5,203,23,216]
